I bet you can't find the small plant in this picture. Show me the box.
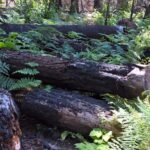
[0,60,41,91]
[105,92,150,150]
[61,131,85,141]
[11,62,41,90]
[75,128,112,150]
[67,31,83,39]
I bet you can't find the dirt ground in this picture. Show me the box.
[20,116,77,150]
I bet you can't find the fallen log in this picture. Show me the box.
[21,89,119,134]
[0,24,123,38]
[0,89,21,150]
[1,50,150,98]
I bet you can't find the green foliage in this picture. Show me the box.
[104,92,150,150]
[25,62,39,67]
[11,77,41,90]
[67,31,83,39]
[0,75,15,90]
[13,68,39,75]
[0,30,39,51]
[0,59,41,91]
[61,131,85,141]
[16,0,58,23]
[75,129,112,150]
[0,60,10,75]
[0,60,15,90]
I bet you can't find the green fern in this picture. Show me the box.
[109,108,139,150]
[0,60,10,75]
[107,93,150,150]
[25,62,39,67]
[11,78,41,90]
[13,68,39,75]
[0,75,15,90]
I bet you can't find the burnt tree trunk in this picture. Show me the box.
[21,89,119,134]
[1,50,150,98]
[0,89,21,150]
[0,24,123,38]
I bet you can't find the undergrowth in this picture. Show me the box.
[74,92,150,150]
[0,60,41,90]
[0,16,149,65]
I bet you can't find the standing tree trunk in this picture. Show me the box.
[0,90,21,150]
[130,0,136,21]
[105,0,111,25]
[144,4,150,18]
[6,0,9,7]
[94,0,103,11]
[70,0,78,13]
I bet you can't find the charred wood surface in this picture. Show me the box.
[1,50,150,98]
[0,24,122,38]
[22,89,116,134]
[0,89,21,150]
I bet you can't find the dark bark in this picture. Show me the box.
[144,4,150,18]
[94,0,103,11]
[130,0,136,21]
[21,89,119,134]
[1,50,150,98]
[70,0,78,13]
[0,89,21,150]
[105,0,111,25]
[0,24,122,38]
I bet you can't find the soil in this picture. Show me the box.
[20,116,77,150]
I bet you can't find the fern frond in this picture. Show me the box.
[13,68,39,75]
[25,62,39,67]
[11,78,41,90]
[0,74,15,90]
[0,60,10,75]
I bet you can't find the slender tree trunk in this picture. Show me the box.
[70,0,78,13]
[105,0,111,25]
[130,0,136,21]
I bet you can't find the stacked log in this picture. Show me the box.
[1,50,150,98]
[21,89,120,134]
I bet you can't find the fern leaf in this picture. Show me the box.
[13,68,39,75]
[25,62,39,67]
[0,60,10,75]
[0,74,15,90]
[11,78,41,90]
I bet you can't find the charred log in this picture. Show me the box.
[0,24,123,38]
[0,89,21,150]
[1,50,150,98]
[21,89,119,134]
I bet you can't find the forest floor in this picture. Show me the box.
[20,116,76,150]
